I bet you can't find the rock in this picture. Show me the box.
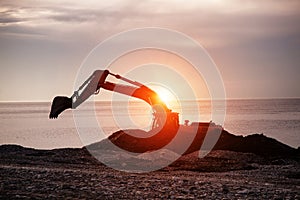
[222,185,229,194]
[189,186,197,191]
[237,189,249,194]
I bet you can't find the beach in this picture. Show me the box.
[1,99,299,199]
[1,145,299,199]
[1,0,300,198]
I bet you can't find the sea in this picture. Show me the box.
[0,98,299,149]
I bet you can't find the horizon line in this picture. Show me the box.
[1,97,300,103]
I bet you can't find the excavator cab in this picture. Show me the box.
[49,70,179,131]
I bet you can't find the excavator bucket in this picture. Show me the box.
[49,96,72,119]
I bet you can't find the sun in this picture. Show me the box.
[150,85,178,107]
[156,87,174,104]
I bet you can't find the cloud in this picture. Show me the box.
[0,0,299,56]
[1,0,299,44]
[0,8,28,25]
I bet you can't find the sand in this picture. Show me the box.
[1,144,299,199]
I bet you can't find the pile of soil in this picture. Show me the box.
[89,127,299,160]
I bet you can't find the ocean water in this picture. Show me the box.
[0,99,299,149]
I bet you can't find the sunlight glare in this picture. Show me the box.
[150,85,180,109]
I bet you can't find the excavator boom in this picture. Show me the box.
[100,81,168,110]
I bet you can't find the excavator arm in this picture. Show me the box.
[49,70,178,129]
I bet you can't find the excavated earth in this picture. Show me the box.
[1,129,299,199]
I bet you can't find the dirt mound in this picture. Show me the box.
[168,150,261,172]
[0,144,99,167]
[88,128,299,160]
[214,131,299,158]
[1,128,298,173]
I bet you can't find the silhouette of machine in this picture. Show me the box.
[49,70,179,130]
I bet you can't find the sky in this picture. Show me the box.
[0,0,299,102]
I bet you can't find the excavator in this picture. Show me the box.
[49,69,222,154]
[49,70,179,131]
